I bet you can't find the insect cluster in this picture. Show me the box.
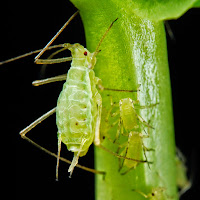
[1,11,191,200]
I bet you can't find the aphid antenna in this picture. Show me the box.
[0,44,64,66]
[34,10,79,62]
[92,18,118,59]
[0,11,79,66]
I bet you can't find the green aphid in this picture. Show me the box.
[20,16,117,178]
[55,43,103,177]
[107,97,156,173]
[0,12,118,178]
[133,187,166,200]
[175,148,191,197]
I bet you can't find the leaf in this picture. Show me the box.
[70,0,197,21]
[193,0,200,7]
[128,0,198,20]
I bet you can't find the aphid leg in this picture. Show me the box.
[20,107,56,137]
[132,189,149,198]
[105,95,119,121]
[134,103,159,110]
[56,135,62,181]
[32,74,67,86]
[103,88,138,93]
[19,135,105,175]
[118,142,129,172]
[97,144,149,164]
[113,119,122,143]
[35,11,79,61]
[137,114,155,129]
[141,142,151,170]
[35,54,72,64]
[39,45,70,76]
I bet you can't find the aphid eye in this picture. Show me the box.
[152,192,155,196]
[84,51,88,56]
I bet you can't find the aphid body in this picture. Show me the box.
[119,98,139,131]
[121,131,143,170]
[175,149,191,197]
[56,43,102,175]
[133,187,166,200]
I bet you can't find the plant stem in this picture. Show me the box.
[70,1,177,199]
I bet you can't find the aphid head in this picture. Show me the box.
[119,98,134,109]
[68,43,96,69]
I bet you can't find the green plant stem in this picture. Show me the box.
[70,1,177,199]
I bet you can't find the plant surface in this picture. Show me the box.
[68,1,200,200]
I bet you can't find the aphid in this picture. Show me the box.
[19,13,118,179]
[175,148,191,197]
[106,97,157,173]
[132,187,166,200]
[1,12,147,179]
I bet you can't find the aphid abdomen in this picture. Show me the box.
[123,131,143,169]
[56,65,95,156]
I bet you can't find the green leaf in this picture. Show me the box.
[193,0,200,7]
[70,0,197,21]
[125,0,198,20]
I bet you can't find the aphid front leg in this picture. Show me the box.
[35,43,73,64]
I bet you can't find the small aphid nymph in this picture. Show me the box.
[132,187,166,200]
[106,96,157,173]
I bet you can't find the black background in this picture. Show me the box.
[0,1,199,199]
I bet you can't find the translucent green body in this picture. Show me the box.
[119,98,139,131]
[56,43,101,164]
[118,98,153,171]
[122,131,143,169]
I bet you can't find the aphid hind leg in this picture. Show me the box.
[132,189,149,198]
[56,135,62,181]
[20,135,105,175]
